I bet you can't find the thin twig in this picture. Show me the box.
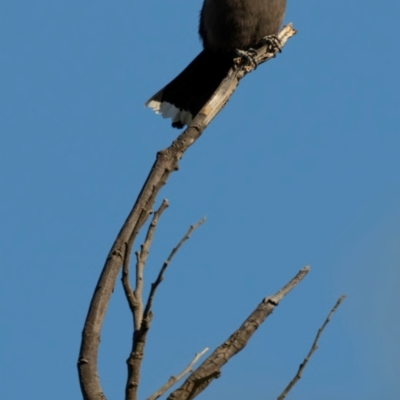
[167,266,310,400]
[121,207,153,314]
[277,295,346,400]
[143,217,206,321]
[133,199,169,328]
[121,206,154,317]
[147,348,209,400]
[121,200,168,330]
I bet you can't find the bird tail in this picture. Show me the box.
[145,50,233,128]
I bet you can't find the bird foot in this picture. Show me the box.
[234,48,258,69]
[259,35,282,54]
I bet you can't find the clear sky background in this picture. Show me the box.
[1,1,399,399]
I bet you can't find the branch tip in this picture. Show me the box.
[146,347,210,400]
[277,295,346,400]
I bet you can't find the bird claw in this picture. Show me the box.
[259,34,282,54]
[234,48,258,68]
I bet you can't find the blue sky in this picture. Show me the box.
[1,1,399,399]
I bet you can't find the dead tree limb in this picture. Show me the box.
[124,217,206,400]
[277,295,346,400]
[77,23,296,400]
[147,348,210,400]
[167,266,310,400]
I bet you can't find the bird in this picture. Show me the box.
[145,0,287,129]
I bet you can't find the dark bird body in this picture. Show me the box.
[200,0,286,51]
[146,0,287,128]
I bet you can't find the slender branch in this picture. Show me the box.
[147,348,210,400]
[167,266,310,400]
[134,199,169,328]
[121,200,169,329]
[77,24,296,400]
[121,242,138,315]
[277,295,346,400]
[143,217,206,320]
[120,204,154,318]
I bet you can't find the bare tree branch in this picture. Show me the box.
[125,217,205,400]
[121,200,169,327]
[135,199,169,328]
[277,295,346,400]
[143,217,206,320]
[147,348,210,400]
[77,24,296,400]
[167,266,310,400]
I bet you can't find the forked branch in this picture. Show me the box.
[121,200,169,327]
[124,217,206,400]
